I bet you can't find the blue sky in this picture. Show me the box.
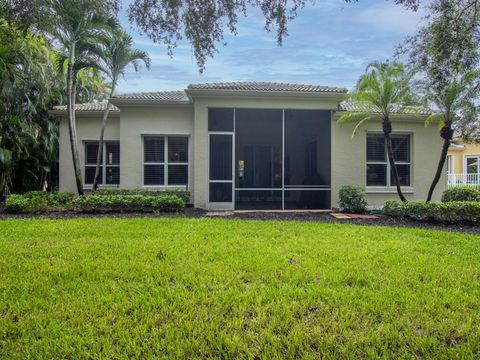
[116,0,424,94]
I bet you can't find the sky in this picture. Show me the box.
[116,0,425,94]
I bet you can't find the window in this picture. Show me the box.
[143,135,188,186]
[366,133,411,187]
[446,155,454,174]
[84,141,120,185]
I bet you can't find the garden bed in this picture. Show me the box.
[1,206,479,234]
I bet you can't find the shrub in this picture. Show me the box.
[73,194,185,213]
[94,189,190,203]
[339,185,368,213]
[441,187,480,202]
[382,200,480,223]
[5,194,48,213]
[382,200,404,217]
[49,192,75,209]
[23,191,75,210]
[5,195,30,213]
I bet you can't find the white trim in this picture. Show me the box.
[365,187,414,194]
[365,131,413,188]
[83,140,120,187]
[464,154,480,175]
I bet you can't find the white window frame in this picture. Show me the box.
[83,140,120,188]
[366,132,413,188]
[446,154,455,174]
[142,135,189,188]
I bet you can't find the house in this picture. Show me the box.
[447,139,480,188]
[51,82,445,210]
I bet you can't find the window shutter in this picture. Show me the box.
[144,137,165,162]
[168,137,188,162]
[106,142,120,165]
[85,142,100,165]
[366,134,385,162]
[391,135,410,162]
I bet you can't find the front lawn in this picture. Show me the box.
[0,218,479,358]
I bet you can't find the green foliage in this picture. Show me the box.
[338,185,368,213]
[5,192,75,212]
[383,200,480,223]
[5,195,30,213]
[94,188,190,203]
[442,187,480,202]
[73,194,185,213]
[0,19,60,194]
[382,200,405,217]
[5,194,48,213]
[0,218,479,358]
[337,61,420,136]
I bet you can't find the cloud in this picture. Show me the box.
[116,0,425,93]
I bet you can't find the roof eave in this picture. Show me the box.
[185,88,347,100]
[333,110,431,120]
[110,98,192,107]
[49,109,120,117]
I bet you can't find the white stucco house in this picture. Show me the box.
[51,81,445,210]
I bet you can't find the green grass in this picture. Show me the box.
[0,218,479,359]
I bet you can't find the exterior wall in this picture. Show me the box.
[118,105,194,193]
[59,115,120,194]
[448,142,480,173]
[331,116,446,208]
[59,98,446,209]
[192,95,339,209]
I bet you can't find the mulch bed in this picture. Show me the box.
[0,204,478,235]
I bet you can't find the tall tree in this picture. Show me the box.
[337,61,419,202]
[46,0,115,195]
[92,30,150,191]
[400,0,480,201]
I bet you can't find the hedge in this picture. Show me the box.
[383,200,480,223]
[72,194,185,213]
[5,192,75,213]
[441,187,480,202]
[93,189,190,203]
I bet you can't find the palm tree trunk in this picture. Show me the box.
[426,124,453,202]
[66,44,84,195]
[92,84,115,191]
[383,118,406,202]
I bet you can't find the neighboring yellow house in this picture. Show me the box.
[447,139,480,187]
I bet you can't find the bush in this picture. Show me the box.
[23,191,75,209]
[49,192,75,209]
[5,194,48,213]
[73,194,185,213]
[382,200,480,223]
[441,187,480,202]
[339,185,368,213]
[93,189,190,203]
[382,200,404,217]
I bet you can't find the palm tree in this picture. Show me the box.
[338,61,418,202]
[92,30,150,191]
[423,71,480,201]
[46,0,115,195]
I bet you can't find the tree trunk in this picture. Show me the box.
[383,117,407,202]
[66,44,84,195]
[426,124,453,202]
[92,84,115,191]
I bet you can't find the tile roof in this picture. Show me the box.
[52,102,119,112]
[187,81,347,93]
[113,90,189,102]
[338,101,432,115]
